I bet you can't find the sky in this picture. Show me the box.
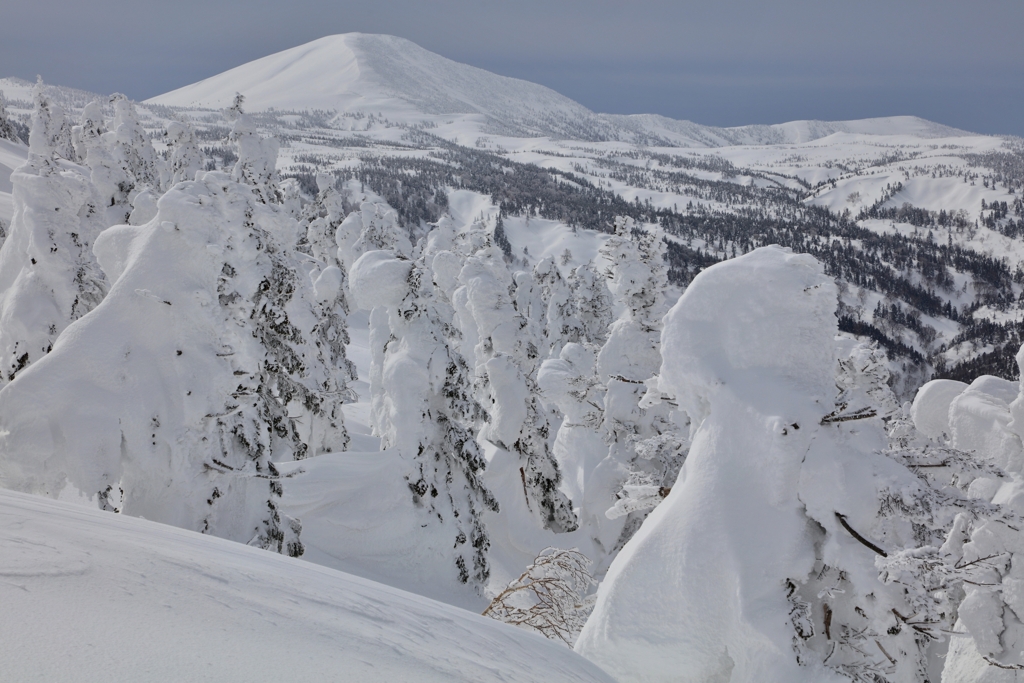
[2,0,1022,135]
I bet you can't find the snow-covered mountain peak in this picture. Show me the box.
[147,33,597,138]
[146,33,979,145]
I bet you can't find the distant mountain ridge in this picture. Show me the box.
[0,76,107,112]
[145,33,976,146]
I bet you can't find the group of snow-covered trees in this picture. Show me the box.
[0,85,346,555]
[0,83,687,583]
[576,246,1024,683]
[344,209,687,585]
[6,83,1024,683]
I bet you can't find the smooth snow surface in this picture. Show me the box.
[278,450,488,611]
[0,488,614,683]
[149,34,598,139]
[911,379,969,441]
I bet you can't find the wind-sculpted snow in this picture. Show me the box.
[575,246,1016,681]
[911,378,969,441]
[947,376,1023,473]
[0,88,109,387]
[939,360,1024,680]
[575,245,1024,683]
[0,488,615,683]
[5,31,1024,683]
[576,246,842,683]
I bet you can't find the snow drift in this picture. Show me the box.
[0,487,614,683]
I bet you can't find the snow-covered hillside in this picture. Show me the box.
[148,33,606,140]
[124,34,1024,389]
[145,33,971,146]
[4,33,1024,683]
[0,488,612,682]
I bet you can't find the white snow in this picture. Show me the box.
[2,31,1024,683]
[349,249,412,310]
[148,34,599,140]
[948,375,1023,473]
[0,138,26,222]
[279,449,487,610]
[0,487,614,683]
[146,33,977,146]
[577,246,842,683]
[911,378,968,441]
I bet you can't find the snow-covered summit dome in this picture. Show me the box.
[146,33,971,144]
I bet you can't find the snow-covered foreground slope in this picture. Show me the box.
[0,487,613,683]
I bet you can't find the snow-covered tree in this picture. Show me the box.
[534,256,583,359]
[779,340,997,682]
[225,94,281,205]
[540,217,679,556]
[109,94,160,191]
[348,200,412,261]
[538,342,624,566]
[337,198,414,438]
[568,262,612,347]
[596,217,680,548]
[300,173,347,265]
[73,95,162,226]
[578,246,1016,683]
[483,547,596,646]
[0,83,107,386]
[422,215,477,364]
[596,216,669,382]
[906,356,1024,680]
[512,268,547,356]
[0,90,20,143]
[162,119,203,187]
[0,163,351,555]
[216,118,350,461]
[71,99,105,163]
[604,377,689,522]
[0,97,352,554]
[294,174,359,421]
[456,245,577,534]
[350,246,499,586]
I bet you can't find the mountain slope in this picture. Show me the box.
[146,33,976,145]
[602,112,973,146]
[0,76,106,112]
[148,33,606,139]
[0,488,613,682]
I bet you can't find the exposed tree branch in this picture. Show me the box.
[836,512,888,557]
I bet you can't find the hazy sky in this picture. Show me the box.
[3,0,1022,135]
